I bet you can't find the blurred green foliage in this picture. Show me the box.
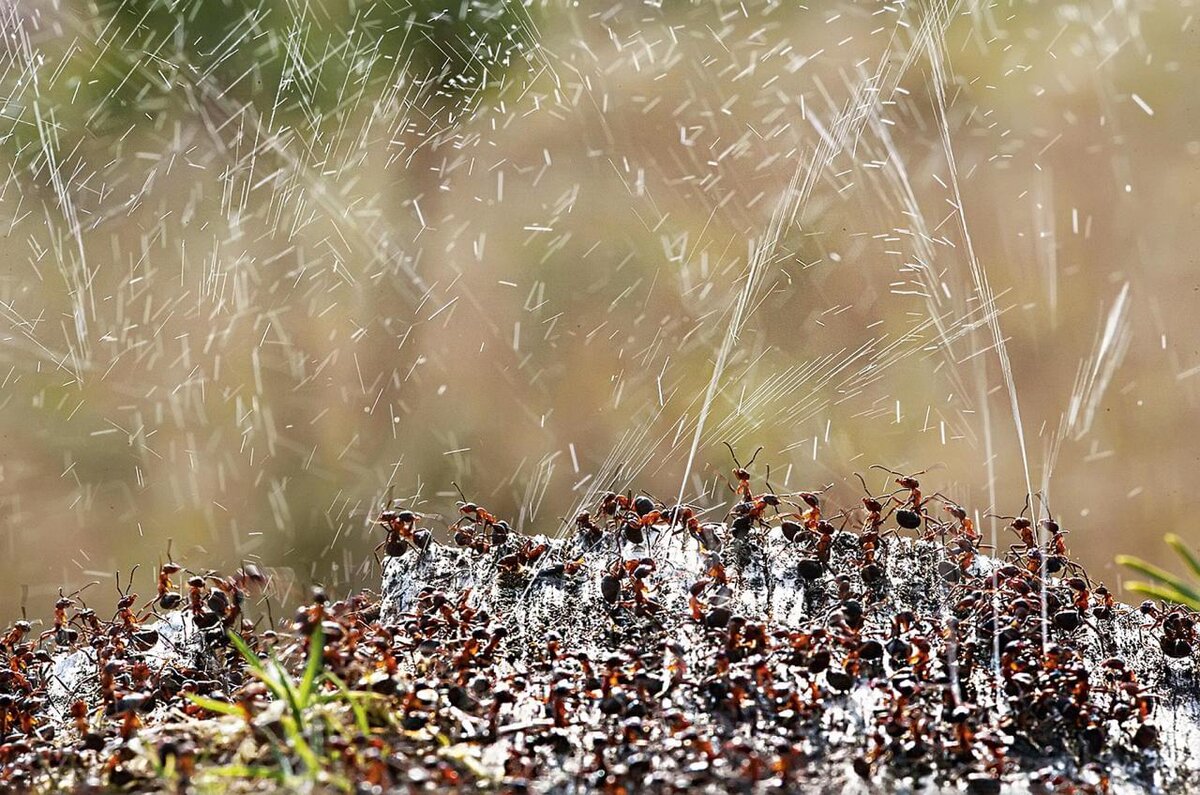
[1118,536,1200,611]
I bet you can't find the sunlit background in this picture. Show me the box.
[0,0,1196,619]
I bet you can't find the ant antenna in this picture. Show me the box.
[452,481,469,504]
[745,446,763,469]
[1033,492,1054,522]
[113,565,141,597]
[723,442,742,470]
[723,442,764,471]
[854,472,871,495]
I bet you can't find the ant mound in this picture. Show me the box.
[381,518,1200,794]
[5,496,1198,792]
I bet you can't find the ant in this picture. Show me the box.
[145,540,183,611]
[1139,603,1196,658]
[39,584,94,646]
[497,539,550,574]
[869,465,930,530]
[1,618,31,652]
[940,500,979,543]
[987,496,1035,556]
[374,495,427,563]
[661,503,703,540]
[573,511,604,546]
[1036,500,1085,578]
[451,483,515,550]
[853,473,892,533]
[113,566,143,631]
[723,443,763,502]
[597,490,632,519]
[453,482,501,529]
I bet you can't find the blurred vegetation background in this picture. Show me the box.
[0,0,1196,618]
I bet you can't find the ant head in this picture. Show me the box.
[870,465,926,488]
[942,502,967,522]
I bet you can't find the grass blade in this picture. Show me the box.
[227,630,267,675]
[1124,580,1200,611]
[298,622,325,709]
[1115,556,1200,604]
[322,672,370,735]
[184,693,244,718]
[1164,534,1200,581]
[280,714,322,774]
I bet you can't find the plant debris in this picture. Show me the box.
[2,467,1199,793]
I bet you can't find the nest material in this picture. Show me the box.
[381,523,1200,793]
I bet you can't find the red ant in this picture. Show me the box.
[1,619,31,652]
[596,490,632,521]
[870,465,930,530]
[143,541,183,611]
[1036,500,1085,578]
[573,511,603,546]
[789,480,835,532]
[987,495,1035,555]
[453,482,501,530]
[940,500,979,543]
[662,503,703,540]
[853,473,891,533]
[723,442,763,502]
[113,566,143,631]
[497,539,550,573]
[374,495,427,563]
[39,588,81,646]
[1138,603,1197,658]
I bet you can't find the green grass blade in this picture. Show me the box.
[184,693,244,717]
[322,672,370,735]
[227,630,267,674]
[1115,556,1200,604]
[271,656,305,725]
[205,764,286,782]
[1164,534,1200,581]
[1124,580,1200,611]
[298,623,325,709]
[280,714,322,773]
